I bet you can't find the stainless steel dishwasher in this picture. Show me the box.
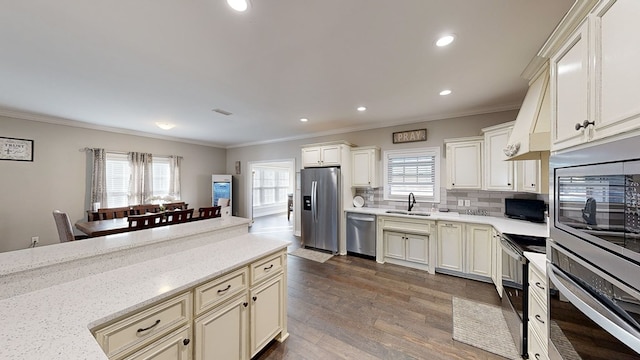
[346,212,376,257]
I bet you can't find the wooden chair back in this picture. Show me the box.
[198,206,222,219]
[130,204,160,215]
[164,202,188,211]
[128,213,164,230]
[97,206,131,220]
[165,208,194,224]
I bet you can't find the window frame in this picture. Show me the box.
[382,147,441,203]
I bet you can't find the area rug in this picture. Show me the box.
[289,248,333,263]
[452,297,520,360]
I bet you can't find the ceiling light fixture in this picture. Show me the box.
[439,89,452,96]
[357,106,367,112]
[155,122,175,130]
[300,118,308,122]
[436,34,455,47]
[227,0,249,12]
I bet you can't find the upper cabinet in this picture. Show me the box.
[483,123,515,191]
[301,142,352,168]
[351,146,380,188]
[551,0,640,151]
[445,137,483,190]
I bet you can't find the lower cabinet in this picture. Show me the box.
[93,250,287,360]
[384,231,428,264]
[490,229,503,296]
[123,326,192,360]
[379,216,435,273]
[528,260,549,360]
[436,222,492,281]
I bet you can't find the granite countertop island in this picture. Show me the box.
[0,217,290,360]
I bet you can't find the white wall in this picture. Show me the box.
[227,110,519,218]
[0,115,226,252]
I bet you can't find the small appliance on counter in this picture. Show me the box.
[504,198,546,223]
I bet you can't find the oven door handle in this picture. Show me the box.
[500,237,523,262]
[548,263,640,353]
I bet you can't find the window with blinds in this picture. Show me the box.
[105,153,130,207]
[152,156,171,198]
[383,148,440,202]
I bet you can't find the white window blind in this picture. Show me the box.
[105,153,130,207]
[383,148,440,202]
[152,156,171,198]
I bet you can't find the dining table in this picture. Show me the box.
[75,218,132,237]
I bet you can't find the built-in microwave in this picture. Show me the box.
[550,135,640,356]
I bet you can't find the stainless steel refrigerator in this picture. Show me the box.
[301,167,340,253]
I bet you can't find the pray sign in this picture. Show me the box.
[392,129,427,144]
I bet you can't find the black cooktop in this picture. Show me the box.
[502,233,547,254]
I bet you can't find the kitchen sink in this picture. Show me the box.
[407,212,430,216]
[385,210,408,215]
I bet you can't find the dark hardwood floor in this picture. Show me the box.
[250,214,507,360]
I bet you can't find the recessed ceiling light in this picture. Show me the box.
[357,106,367,112]
[439,89,452,96]
[436,35,455,47]
[155,122,175,130]
[300,118,308,122]
[227,0,249,12]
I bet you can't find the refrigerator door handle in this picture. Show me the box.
[311,181,317,222]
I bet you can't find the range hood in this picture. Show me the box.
[503,67,550,161]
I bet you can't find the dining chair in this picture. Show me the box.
[198,206,222,219]
[52,210,89,242]
[97,206,132,220]
[164,202,188,211]
[130,204,160,215]
[127,213,165,230]
[165,208,194,224]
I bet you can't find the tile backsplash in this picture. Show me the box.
[354,187,548,218]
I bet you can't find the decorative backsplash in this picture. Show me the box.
[354,187,548,218]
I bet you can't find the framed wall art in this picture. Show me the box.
[0,136,34,162]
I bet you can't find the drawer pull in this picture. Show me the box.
[136,319,160,333]
[183,338,190,346]
[535,314,545,324]
[217,284,231,294]
[535,354,540,360]
[535,282,545,291]
[264,264,274,271]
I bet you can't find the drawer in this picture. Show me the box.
[528,322,549,360]
[251,251,285,285]
[528,289,548,341]
[194,266,248,315]
[381,218,432,235]
[94,292,191,359]
[529,263,547,304]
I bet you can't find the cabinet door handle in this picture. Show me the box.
[243,302,248,307]
[252,296,257,302]
[535,282,545,291]
[137,319,161,333]
[575,120,595,131]
[507,183,512,186]
[535,314,545,324]
[531,183,535,187]
[217,284,231,293]
[534,354,540,360]
[183,338,190,346]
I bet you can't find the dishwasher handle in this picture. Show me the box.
[348,214,375,222]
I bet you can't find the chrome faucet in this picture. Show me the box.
[408,192,416,212]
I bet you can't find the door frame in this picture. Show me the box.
[246,159,296,232]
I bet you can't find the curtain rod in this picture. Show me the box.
[79,147,183,158]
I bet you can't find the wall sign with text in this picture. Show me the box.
[0,137,34,161]
[392,129,427,144]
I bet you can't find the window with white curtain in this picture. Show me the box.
[253,167,290,207]
[105,153,177,207]
[383,147,440,202]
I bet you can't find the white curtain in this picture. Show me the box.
[128,152,153,205]
[90,148,107,206]
[168,156,182,200]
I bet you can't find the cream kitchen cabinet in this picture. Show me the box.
[437,222,493,281]
[490,229,503,297]
[465,224,492,278]
[351,146,380,188]
[551,0,640,151]
[445,137,483,190]
[436,222,464,272]
[250,274,285,357]
[527,256,549,360]
[123,327,192,360]
[302,142,352,167]
[483,123,515,191]
[378,216,435,273]
[193,294,249,360]
[518,160,541,193]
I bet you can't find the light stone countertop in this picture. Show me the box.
[525,252,547,275]
[0,232,290,360]
[345,207,549,238]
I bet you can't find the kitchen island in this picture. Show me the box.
[0,217,290,360]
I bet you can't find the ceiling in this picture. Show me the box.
[0,0,574,148]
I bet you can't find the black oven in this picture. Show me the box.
[500,233,547,358]
[550,136,640,357]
